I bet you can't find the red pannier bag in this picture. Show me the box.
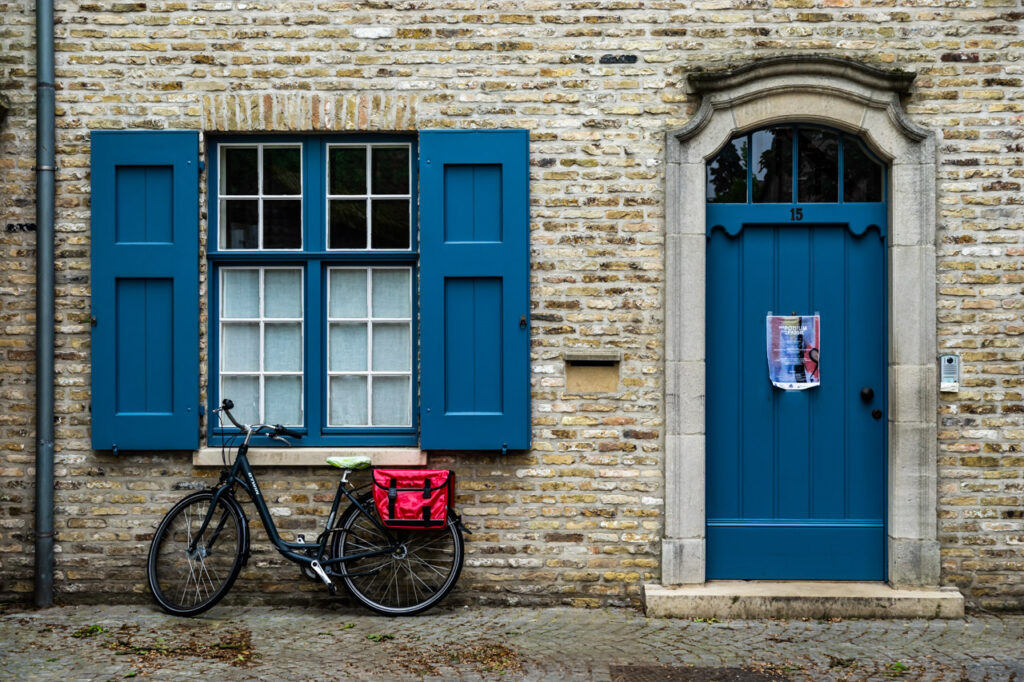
[371,469,455,530]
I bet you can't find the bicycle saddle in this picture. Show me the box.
[325,455,372,470]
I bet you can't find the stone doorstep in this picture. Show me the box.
[643,582,965,620]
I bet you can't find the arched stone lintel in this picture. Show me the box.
[671,79,930,167]
[687,55,918,95]
[662,57,940,589]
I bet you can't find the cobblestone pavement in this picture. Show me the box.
[1,602,1022,681]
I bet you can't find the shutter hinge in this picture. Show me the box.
[111,444,118,455]
[502,443,508,456]
[90,315,97,327]
[199,160,205,173]
[199,404,206,417]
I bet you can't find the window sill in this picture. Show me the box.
[194,447,426,467]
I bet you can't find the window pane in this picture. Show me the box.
[222,323,260,372]
[329,146,366,195]
[370,199,410,249]
[372,323,411,372]
[222,269,259,319]
[265,376,302,425]
[330,375,368,425]
[329,269,367,318]
[798,129,839,203]
[264,323,302,372]
[329,323,367,371]
[372,376,410,426]
[752,128,793,203]
[223,199,258,249]
[371,269,411,318]
[265,269,302,318]
[844,138,883,202]
[263,146,301,195]
[706,137,747,203]
[372,147,409,195]
[222,147,257,195]
[329,200,367,249]
[263,200,301,249]
[222,376,259,425]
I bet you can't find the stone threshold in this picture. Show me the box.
[643,581,964,620]
[194,447,426,467]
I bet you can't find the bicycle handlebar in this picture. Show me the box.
[275,425,303,439]
[218,399,244,430]
[217,398,303,442]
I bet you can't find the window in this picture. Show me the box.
[89,128,530,452]
[220,144,303,249]
[209,136,418,447]
[219,267,304,427]
[327,143,412,250]
[706,126,884,205]
[326,267,413,427]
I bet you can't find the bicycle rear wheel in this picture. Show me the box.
[333,493,464,616]
[147,490,246,617]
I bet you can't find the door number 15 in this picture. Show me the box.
[790,208,803,221]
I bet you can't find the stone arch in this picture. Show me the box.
[662,56,939,587]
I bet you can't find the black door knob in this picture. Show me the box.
[860,387,874,402]
[872,409,882,420]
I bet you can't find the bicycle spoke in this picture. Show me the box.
[405,552,450,581]
[196,555,220,600]
[358,561,388,597]
[385,560,403,606]
[343,533,388,553]
[178,561,194,606]
[405,532,450,548]
[408,538,454,553]
[403,558,434,598]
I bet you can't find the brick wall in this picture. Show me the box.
[1,0,1022,610]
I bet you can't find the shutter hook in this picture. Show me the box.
[519,315,527,329]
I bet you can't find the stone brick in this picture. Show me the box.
[0,0,1022,612]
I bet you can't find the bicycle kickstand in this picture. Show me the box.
[309,560,338,596]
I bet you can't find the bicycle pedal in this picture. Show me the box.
[309,560,335,591]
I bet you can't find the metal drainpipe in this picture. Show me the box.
[34,0,56,607]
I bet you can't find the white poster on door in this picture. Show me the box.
[766,314,820,390]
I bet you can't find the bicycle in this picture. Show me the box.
[146,398,466,617]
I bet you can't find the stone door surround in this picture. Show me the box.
[663,56,939,587]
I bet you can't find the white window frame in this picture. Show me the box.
[325,142,413,252]
[325,265,414,428]
[219,142,304,252]
[219,266,305,426]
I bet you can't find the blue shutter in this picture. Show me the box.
[419,130,530,450]
[90,131,200,451]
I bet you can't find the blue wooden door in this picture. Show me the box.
[705,127,887,579]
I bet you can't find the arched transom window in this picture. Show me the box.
[706,126,885,205]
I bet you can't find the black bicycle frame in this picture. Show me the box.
[190,441,397,576]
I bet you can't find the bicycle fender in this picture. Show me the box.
[449,509,471,535]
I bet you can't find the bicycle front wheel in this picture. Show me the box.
[333,493,464,616]
[147,490,246,617]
